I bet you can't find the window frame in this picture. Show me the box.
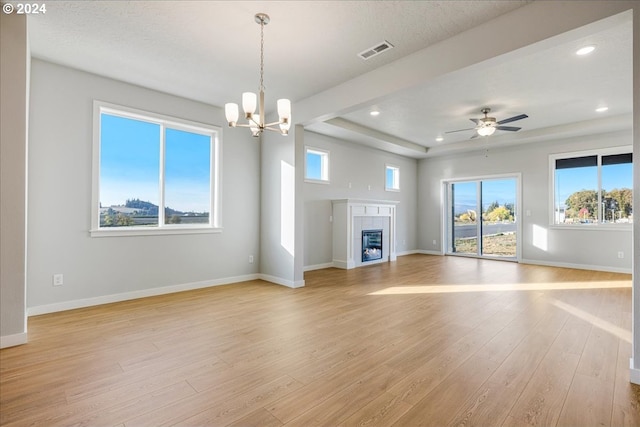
[549,146,632,229]
[91,101,222,237]
[385,164,400,192]
[304,146,330,184]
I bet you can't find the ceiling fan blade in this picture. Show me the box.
[444,127,476,134]
[495,126,521,132]
[496,114,528,125]
[470,118,480,125]
[469,133,480,139]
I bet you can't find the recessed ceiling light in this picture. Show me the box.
[576,45,595,56]
[595,106,609,113]
[370,110,380,117]
[435,136,444,142]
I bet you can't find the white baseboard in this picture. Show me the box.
[304,262,334,272]
[520,258,632,274]
[259,274,305,288]
[397,250,421,256]
[0,332,28,349]
[413,249,443,256]
[630,359,640,385]
[28,274,261,316]
[306,252,437,272]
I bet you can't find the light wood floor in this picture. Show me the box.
[1,255,639,426]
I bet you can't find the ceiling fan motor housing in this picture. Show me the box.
[480,108,496,126]
[481,117,497,127]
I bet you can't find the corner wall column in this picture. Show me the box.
[0,9,29,348]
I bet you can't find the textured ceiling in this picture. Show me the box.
[26,1,632,158]
[334,17,632,150]
[28,1,530,106]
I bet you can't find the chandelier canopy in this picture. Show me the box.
[225,13,291,137]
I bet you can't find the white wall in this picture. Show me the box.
[259,128,298,286]
[0,11,29,348]
[27,59,261,313]
[418,130,633,273]
[301,131,418,269]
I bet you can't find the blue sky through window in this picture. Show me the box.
[100,114,160,207]
[555,163,631,206]
[306,152,322,180]
[100,113,212,213]
[453,179,516,215]
[165,128,211,213]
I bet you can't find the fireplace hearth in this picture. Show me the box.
[362,230,383,262]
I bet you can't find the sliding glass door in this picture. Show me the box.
[451,181,478,255]
[447,176,518,259]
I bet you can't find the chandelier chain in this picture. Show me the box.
[259,19,265,91]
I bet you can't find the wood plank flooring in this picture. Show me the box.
[1,254,639,426]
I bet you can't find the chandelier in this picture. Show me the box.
[224,13,291,137]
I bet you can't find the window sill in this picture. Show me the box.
[305,179,330,185]
[549,223,632,232]
[90,226,222,238]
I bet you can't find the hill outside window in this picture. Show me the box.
[91,101,221,236]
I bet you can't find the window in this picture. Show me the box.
[385,165,400,191]
[305,147,329,183]
[551,147,632,226]
[92,101,221,236]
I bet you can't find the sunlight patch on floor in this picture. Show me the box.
[368,280,631,295]
[550,298,631,343]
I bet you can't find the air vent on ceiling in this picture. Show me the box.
[358,40,394,60]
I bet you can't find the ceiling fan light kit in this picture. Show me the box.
[225,13,291,137]
[477,125,496,137]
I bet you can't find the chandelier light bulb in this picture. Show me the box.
[250,114,261,137]
[225,103,239,126]
[277,99,291,120]
[242,92,257,117]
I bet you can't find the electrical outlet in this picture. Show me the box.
[53,274,63,286]
[249,255,254,264]
[618,251,624,259]
[433,240,437,245]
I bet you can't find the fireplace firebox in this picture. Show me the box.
[362,229,383,262]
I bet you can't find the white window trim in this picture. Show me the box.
[385,164,400,192]
[304,146,330,184]
[91,100,222,237]
[549,145,632,230]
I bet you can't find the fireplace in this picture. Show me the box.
[362,229,383,262]
[331,199,398,269]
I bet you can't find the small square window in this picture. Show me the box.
[385,165,400,191]
[305,147,329,182]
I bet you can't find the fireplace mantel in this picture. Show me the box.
[331,199,398,269]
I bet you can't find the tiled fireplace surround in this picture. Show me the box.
[331,199,398,269]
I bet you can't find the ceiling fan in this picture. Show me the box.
[446,108,528,138]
